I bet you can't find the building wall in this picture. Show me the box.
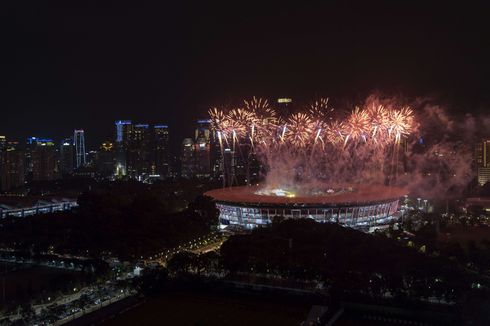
[97,141,114,178]
[114,121,171,180]
[476,140,490,186]
[216,200,400,230]
[127,124,152,179]
[114,120,132,177]
[0,149,25,192]
[60,140,74,175]
[74,129,86,168]
[32,143,58,181]
[154,125,170,178]
[181,138,195,178]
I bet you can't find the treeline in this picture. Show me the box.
[0,181,218,260]
[219,220,488,305]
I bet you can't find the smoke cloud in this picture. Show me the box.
[211,95,483,200]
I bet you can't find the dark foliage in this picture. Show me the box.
[0,182,218,260]
[220,219,488,305]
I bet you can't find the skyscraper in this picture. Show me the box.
[194,120,211,178]
[25,137,37,181]
[0,136,6,150]
[153,125,170,178]
[277,97,293,115]
[181,138,195,178]
[127,124,151,180]
[31,138,58,181]
[476,139,490,186]
[74,129,86,168]
[114,121,172,181]
[0,142,25,193]
[195,119,211,143]
[211,130,222,180]
[97,141,114,178]
[59,138,74,175]
[114,120,132,177]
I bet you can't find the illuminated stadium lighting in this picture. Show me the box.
[206,185,407,231]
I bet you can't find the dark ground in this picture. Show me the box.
[0,263,82,307]
[101,289,310,326]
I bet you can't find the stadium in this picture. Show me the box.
[205,185,407,231]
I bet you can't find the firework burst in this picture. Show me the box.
[285,113,315,147]
[209,97,417,189]
[388,107,414,143]
[367,104,390,142]
[344,107,371,144]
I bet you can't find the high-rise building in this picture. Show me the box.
[31,138,58,181]
[74,129,86,168]
[153,125,170,178]
[194,138,211,178]
[277,97,293,115]
[0,142,25,193]
[86,150,98,167]
[210,130,222,179]
[476,139,490,186]
[114,120,132,177]
[127,124,151,180]
[181,138,195,178]
[97,141,114,178]
[59,138,74,175]
[194,119,211,178]
[0,136,6,150]
[195,119,211,143]
[114,120,173,181]
[24,137,37,180]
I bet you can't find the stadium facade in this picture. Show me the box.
[205,185,407,231]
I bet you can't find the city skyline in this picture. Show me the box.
[3,3,490,324]
[3,3,490,148]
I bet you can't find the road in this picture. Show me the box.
[144,232,228,266]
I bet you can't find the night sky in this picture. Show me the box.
[2,2,490,149]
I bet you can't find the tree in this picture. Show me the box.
[198,251,220,275]
[19,303,35,322]
[188,195,219,228]
[167,252,199,275]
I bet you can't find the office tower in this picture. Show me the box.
[194,138,211,178]
[181,138,195,178]
[86,150,98,167]
[97,141,114,178]
[194,119,211,178]
[0,142,25,193]
[31,138,58,181]
[0,136,6,150]
[277,97,293,115]
[210,130,222,179]
[114,120,132,177]
[153,125,170,178]
[59,138,74,175]
[74,129,86,168]
[476,139,490,186]
[127,124,151,180]
[24,137,38,181]
[222,147,236,186]
[195,119,211,143]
